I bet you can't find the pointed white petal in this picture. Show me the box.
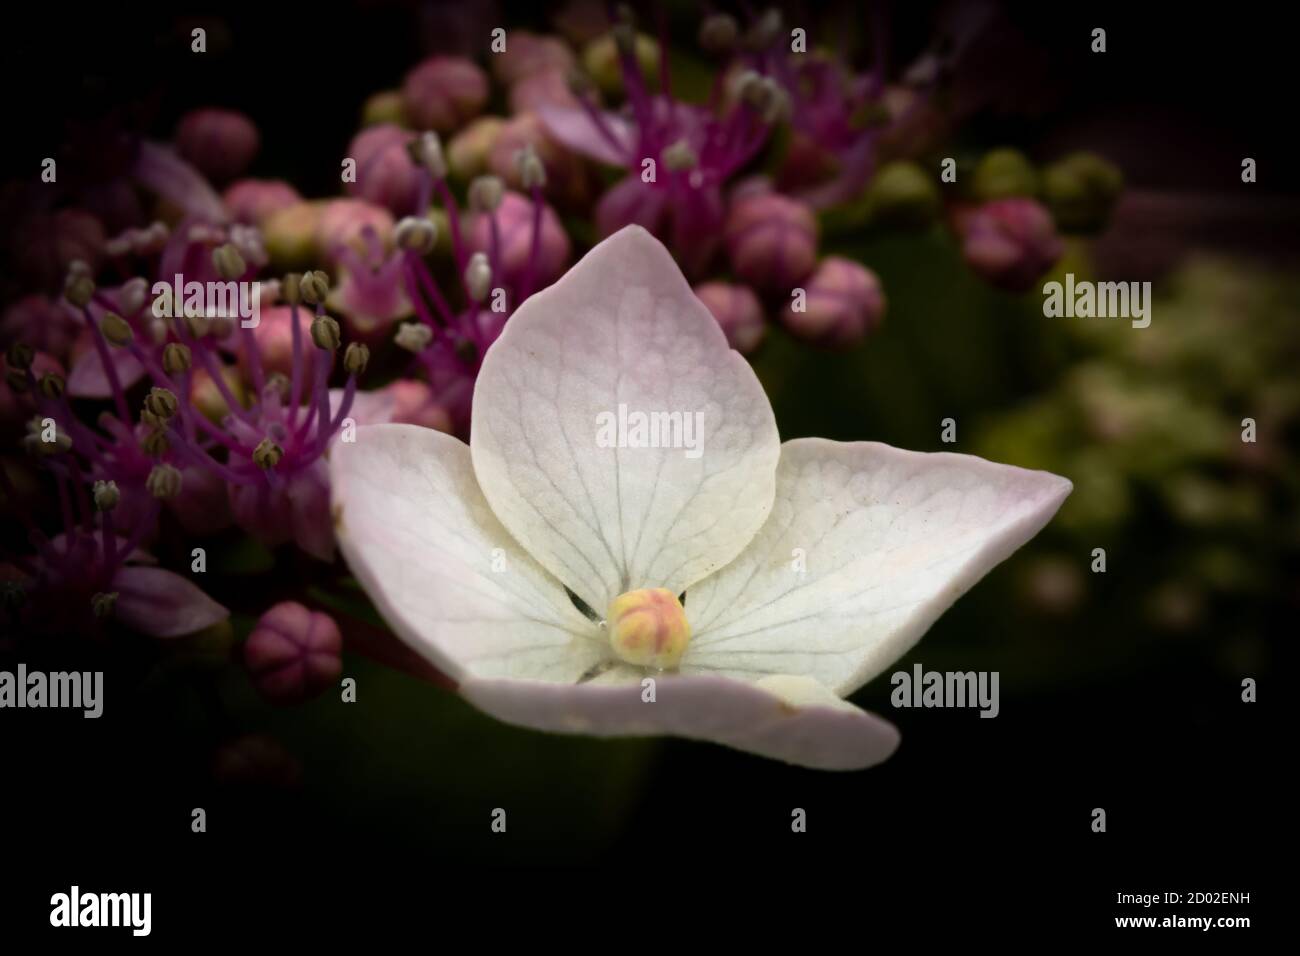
[471,225,780,611]
[461,671,899,771]
[683,438,1072,695]
[330,423,601,683]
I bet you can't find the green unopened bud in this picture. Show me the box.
[143,386,179,422]
[6,342,34,370]
[468,175,504,213]
[93,479,120,512]
[971,148,1041,202]
[253,437,284,470]
[91,591,119,620]
[300,270,331,306]
[100,312,134,347]
[394,322,433,353]
[140,428,171,457]
[464,252,492,303]
[343,342,370,375]
[866,161,942,229]
[395,216,438,254]
[162,342,193,375]
[146,463,182,498]
[282,272,303,305]
[1043,152,1124,235]
[212,243,247,280]
[699,13,739,54]
[64,268,95,308]
[311,314,341,350]
[38,373,66,399]
[515,145,547,190]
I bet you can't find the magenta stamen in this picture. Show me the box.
[519,185,545,303]
[406,253,455,325]
[81,305,133,424]
[434,179,468,273]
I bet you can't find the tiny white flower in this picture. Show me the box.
[330,226,1071,770]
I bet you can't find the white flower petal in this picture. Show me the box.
[471,225,780,611]
[330,423,601,683]
[683,438,1072,695]
[460,671,899,771]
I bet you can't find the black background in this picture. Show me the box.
[1,0,1287,940]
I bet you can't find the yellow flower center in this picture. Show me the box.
[606,588,690,670]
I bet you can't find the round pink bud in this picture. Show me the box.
[384,380,453,432]
[402,56,489,133]
[508,67,583,114]
[957,198,1064,293]
[344,124,420,216]
[244,601,343,705]
[724,193,818,294]
[492,31,576,86]
[466,191,571,289]
[693,282,766,354]
[175,108,260,184]
[315,199,394,263]
[779,257,885,347]
[223,178,302,225]
[240,306,317,381]
[487,112,588,206]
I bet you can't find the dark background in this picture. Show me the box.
[1,0,1287,938]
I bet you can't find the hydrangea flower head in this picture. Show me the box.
[331,226,1071,769]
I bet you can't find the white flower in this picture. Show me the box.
[330,226,1071,770]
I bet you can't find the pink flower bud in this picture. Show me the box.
[402,56,489,133]
[244,601,343,705]
[956,198,1064,293]
[693,282,766,354]
[508,67,584,113]
[724,193,818,294]
[315,199,394,263]
[175,108,260,184]
[344,124,421,216]
[167,464,233,536]
[228,461,333,561]
[223,178,302,225]
[240,306,317,381]
[384,380,453,432]
[466,191,571,289]
[492,31,576,86]
[779,256,885,347]
[487,113,588,206]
